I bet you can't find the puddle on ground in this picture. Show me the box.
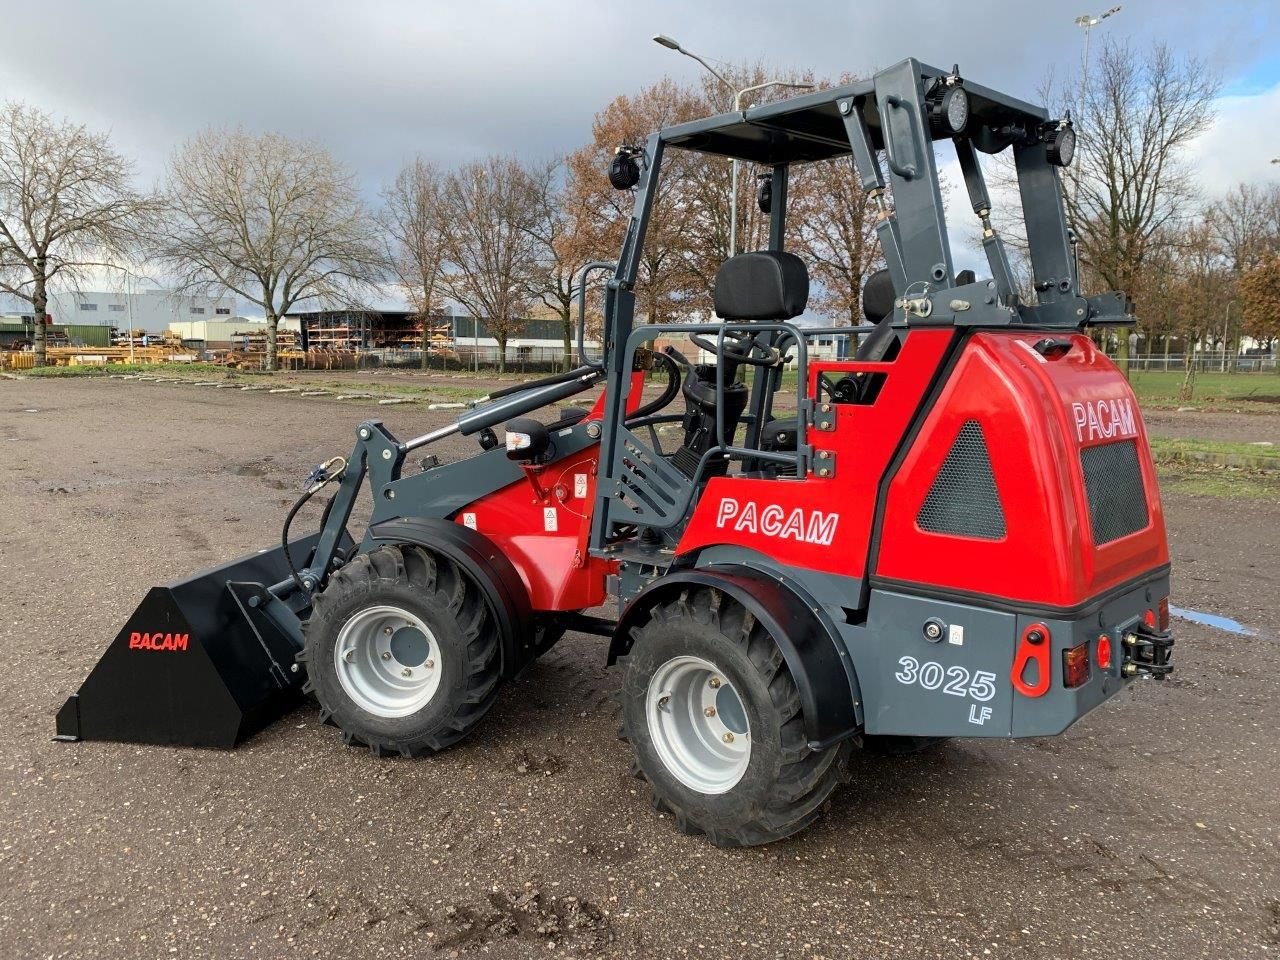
[1169,605,1257,636]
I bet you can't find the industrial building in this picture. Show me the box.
[286,309,592,366]
[0,317,112,348]
[0,288,237,333]
[167,317,302,351]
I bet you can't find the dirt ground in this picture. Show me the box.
[1,378,1277,960]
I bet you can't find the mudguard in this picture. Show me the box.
[366,517,535,677]
[610,566,861,749]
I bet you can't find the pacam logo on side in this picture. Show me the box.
[714,497,839,546]
[1071,397,1136,443]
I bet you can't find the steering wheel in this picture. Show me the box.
[687,330,780,368]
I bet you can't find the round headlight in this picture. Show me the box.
[1046,123,1075,167]
[608,151,640,190]
[928,84,969,137]
[757,176,772,214]
[945,87,969,134]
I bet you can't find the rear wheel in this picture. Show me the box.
[619,587,851,847]
[299,544,500,756]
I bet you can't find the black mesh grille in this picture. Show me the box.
[917,420,1006,539]
[1080,440,1149,544]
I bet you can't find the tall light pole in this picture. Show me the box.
[1071,8,1121,203]
[653,35,814,256]
[1074,6,1121,96]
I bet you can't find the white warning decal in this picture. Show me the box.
[574,473,588,499]
[543,506,558,532]
[462,512,477,530]
[947,623,964,646]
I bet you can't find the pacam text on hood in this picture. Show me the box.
[715,497,839,546]
[1072,397,1136,443]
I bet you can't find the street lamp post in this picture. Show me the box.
[653,35,814,256]
[1071,7,1122,217]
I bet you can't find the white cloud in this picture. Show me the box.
[1184,82,1280,196]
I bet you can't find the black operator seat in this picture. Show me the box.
[671,252,810,479]
[713,251,810,322]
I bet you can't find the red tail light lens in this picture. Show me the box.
[1063,642,1091,688]
[1158,597,1170,631]
[1096,635,1112,670]
[1143,609,1156,629]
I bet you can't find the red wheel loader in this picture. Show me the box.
[58,58,1174,845]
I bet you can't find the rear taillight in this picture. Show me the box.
[1096,635,1112,670]
[1143,609,1156,629]
[1158,597,1170,631]
[1063,642,1091,688]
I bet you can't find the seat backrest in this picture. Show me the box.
[713,251,809,322]
[855,268,899,362]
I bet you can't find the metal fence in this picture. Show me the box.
[271,344,581,374]
[1125,352,1278,373]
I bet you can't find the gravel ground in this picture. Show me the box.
[1,378,1277,960]
[1143,406,1280,446]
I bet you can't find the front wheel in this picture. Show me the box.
[299,544,501,756]
[619,587,851,846]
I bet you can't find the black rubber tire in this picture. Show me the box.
[619,587,851,847]
[859,735,950,756]
[298,544,500,756]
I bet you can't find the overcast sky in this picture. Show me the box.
[2,0,1278,309]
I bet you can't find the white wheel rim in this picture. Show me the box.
[645,655,751,794]
[333,604,442,718]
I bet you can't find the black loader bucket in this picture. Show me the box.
[55,532,344,749]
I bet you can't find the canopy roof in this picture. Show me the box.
[659,62,1049,166]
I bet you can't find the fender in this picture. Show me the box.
[610,567,861,749]
[367,517,535,677]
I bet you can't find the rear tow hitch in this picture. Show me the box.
[1122,622,1174,679]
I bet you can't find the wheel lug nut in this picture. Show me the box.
[704,707,716,717]
[722,732,734,744]
[658,696,670,708]
[425,659,435,669]
[344,650,354,662]
[709,677,721,689]
[401,668,412,678]
[384,627,393,636]
[381,651,391,661]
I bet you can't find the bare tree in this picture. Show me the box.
[439,156,539,373]
[0,102,150,365]
[1063,40,1220,373]
[790,157,882,324]
[1164,219,1231,399]
[563,78,709,325]
[154,129,382,370]
[520,157,579,371]
[380,158,446,369]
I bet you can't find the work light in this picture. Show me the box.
[1045,120,1076,167]
[927,82,969,137]
[608,147,641,190]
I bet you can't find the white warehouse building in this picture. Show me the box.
[0,288,237,333]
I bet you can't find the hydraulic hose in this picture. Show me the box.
[282,486,321,596]
[281,457,347,596]
[627,351,681,423]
